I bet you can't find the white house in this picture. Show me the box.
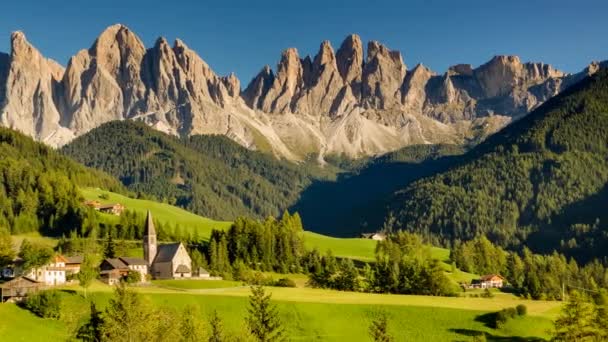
[26,255,67,286]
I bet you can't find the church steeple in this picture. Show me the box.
[143,210,157,266]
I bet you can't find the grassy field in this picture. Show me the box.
[0,282,560,341]
[80,187,232,239]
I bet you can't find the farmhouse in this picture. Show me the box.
[25,255,68,286]
[144,211,192,279]
[472,274,505,289]
[0,276,45,303]
[64,256,83,275]
[99,257,148,285]
[360,232,387,241]
[98,203,125,215]
[84,200,125,215]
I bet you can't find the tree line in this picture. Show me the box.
[451,236,608,300]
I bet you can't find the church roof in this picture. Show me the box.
[153,243,182,263]
[145,210,156,237]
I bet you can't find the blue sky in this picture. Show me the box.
[1,0,607,84]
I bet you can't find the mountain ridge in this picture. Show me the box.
[0,24,604,160]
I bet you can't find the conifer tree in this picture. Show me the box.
[103,232,116,259]
[369,311,393,342]
[553,290,599,341]
[208,310,226,342]
[76,302,104,342]
[246,286,285,342]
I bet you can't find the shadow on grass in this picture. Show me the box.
[449,328,547,342]
[58,289,77,295]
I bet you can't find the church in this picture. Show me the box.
[143,211,193,279]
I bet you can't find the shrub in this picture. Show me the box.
[23,290,61,319]
[516,304,527,316]
[274,278,296,288]
[481,289,495,298]
[124,270,141,284]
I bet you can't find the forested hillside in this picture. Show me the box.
[61,121,322,220]
[0,127,124,235]
[292,144,465,236]
[388,69,608,261]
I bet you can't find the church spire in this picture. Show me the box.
[143,210,157,266]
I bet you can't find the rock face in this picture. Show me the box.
[0,25,600,160]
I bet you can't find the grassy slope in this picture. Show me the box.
[81,187,232,239]
[0,282,560,342]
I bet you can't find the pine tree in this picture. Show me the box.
[246,286,285,342]
[76,302,104,342]
[208,310,226,342]
[0,226,14,267]
[103,232,116,259]
[180,305,205,342]
[369,311,393,342]
[102,284,155,342]
[553,290,599,341]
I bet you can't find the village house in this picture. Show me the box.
[25,255,68,286]
[64,256,83,275]
[0,276,46,303]
[471,274,505,289]
[84,200,125,216]
[99,257,148,285]
[98,203,125,216]
[144,211,192,279]
[360,232,387,241]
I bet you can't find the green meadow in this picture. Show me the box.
[0,187,558,341]
[0,281,560,342]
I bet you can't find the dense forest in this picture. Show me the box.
[0,127,124,236]
[293,144,465,236]
[388,69,608,262]
[61,121,327,221]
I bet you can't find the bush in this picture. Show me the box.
[124,270,141,284]
[274,278,296,288]
[481,289,495,298]
[23,290,62,319]
[516,304,527,316]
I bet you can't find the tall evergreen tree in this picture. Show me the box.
[368,311,393,342]
[553,291,599,341]
[246,286,285,342]
[103,233,116,259]
[75,302,104,342]
[208,310,226,342]
[0,226,14,267]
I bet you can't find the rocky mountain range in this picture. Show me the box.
[0,24,602,160]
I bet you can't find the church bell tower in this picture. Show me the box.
[143,210,157,266]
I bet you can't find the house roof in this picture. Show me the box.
[103,258,128,270]
[0,276,43,288]
[480,274,504,281]
[98,203,123,210]
[175,264,191,274]
[65,256,84,264]
[119,257,148,266]
[54,255,69,263]
[153,243,182,263]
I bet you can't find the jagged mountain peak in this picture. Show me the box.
[0,26,599,161]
